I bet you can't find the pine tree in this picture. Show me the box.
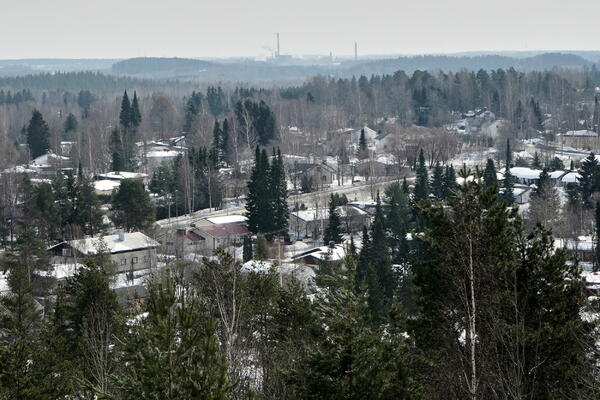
[505,138,512,169]
[26,109,50,159]
[269,148,289,239]
[0,262,42,399]
[114,271,231,399]
[111,179,155,231]
[413,149,429,201]
[293,257,412,400]
[130,91,142,128]
[430,162,445,200]
[119,90,132,128]
[323,194,343,245]
[483,158,498,189]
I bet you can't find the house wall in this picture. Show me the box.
[51,247,158,273]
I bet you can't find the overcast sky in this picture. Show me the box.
[2,0,600,59]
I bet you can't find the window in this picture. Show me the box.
[62,248,71,257]
[120,258,127,266]
[131,257,138,264]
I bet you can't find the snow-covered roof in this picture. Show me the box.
[1,165,37,174]
[146,150,183,158]
[559,130,598,137]
[96,171,148,180]
[205,215,247,225]
[291,205,368,222]
[291,245,347,262]
[31,152,69,167]
[241,260,274,274]
[509,167,542,180]
[549,170,568,179]
[561,171,581,183]
[49,232,159,255]
[94,179,121,192]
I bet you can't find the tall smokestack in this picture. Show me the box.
[277,32,280,58]
[354,42,357,61]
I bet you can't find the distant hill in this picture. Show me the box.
[112,57,215,76]
[342,53,593,76]
[110,53,595,82]
[0,59,116,77]
[0,53,596,83]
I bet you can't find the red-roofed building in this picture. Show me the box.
[192,222,250,254]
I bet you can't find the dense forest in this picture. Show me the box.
[1,168,599,399]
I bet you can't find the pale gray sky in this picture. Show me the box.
[1,0,599,59]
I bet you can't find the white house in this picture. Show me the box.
[48,231,160,274]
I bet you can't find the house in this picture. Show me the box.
[554,236,594,262]
[291,161,337,190]
[94,179,121,196]
[508,167,543,185]
[96,171,148,182]
[289,205,369,240]
[556,130,600,149]
[172,229,205,257]
[191,223,250,255]
[48,231,160,274]
[351,126,378,144]
[513,184,532,204]
[30,152,72,178]
[291,244,347,265]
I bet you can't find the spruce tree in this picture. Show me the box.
[401,177,410,194]
[242,236,253,262]
[119,90,131,128]
[384,182,411,263]
[483,158,498,189]
[130,91,142,128]
[443,165,456,198]
[26,109,50,159]
[246,147,273,235]
[269,148,289,239]
[532,151,542,169]
[430,162,445,200]
[64,112,78,134]
[323,194,343,245]
[576,152,600,206]
[413,149,429,201]
[594,201,600,272]
[357,128,368,158]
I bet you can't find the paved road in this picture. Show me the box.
[155,175,411,232]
